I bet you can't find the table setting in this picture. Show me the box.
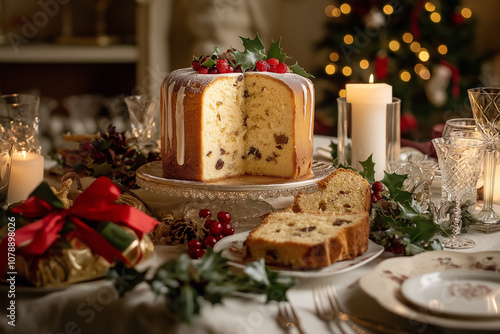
[1,75,500,334]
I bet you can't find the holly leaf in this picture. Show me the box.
[267,38,290,62]
[201,57,216,68]
[290,62,315,78]
[29,181,65,209]
[212,45,221,56]
[359,155,376,183]
[240,34,266,56]
[381,172,412,204]
[234,50,265,72]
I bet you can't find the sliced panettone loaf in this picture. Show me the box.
[293,168,371,213]
[244,211,369,269]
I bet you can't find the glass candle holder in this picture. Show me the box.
[0,94,41,153]
[337,97,401,179]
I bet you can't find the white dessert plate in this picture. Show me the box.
[401,269,500,318]
[213,231,384,278]
[359,250,500,330]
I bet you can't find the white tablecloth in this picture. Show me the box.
[1,135,499,334]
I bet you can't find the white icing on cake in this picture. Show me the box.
[175,86,186,165]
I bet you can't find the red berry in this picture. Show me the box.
[266,58,279,66]
[269,65,277,73]
[199,209,212,219]
[372,181,383,193]
[208,67,218,74]
[216,59,230,73]
[198,66,208,74]
[188,239,202,249]
[204,236,217,248]
[217,211,232,223]
[215,234,225,242]
[276,62,289,74]
[204,219,215,229]
[210,221,223,236]
[188,247,199,259]
[256,59,268,72]
[222,222,235,236]
[196,248,206,258]
[371,192,382,203]
[192,60,201,71]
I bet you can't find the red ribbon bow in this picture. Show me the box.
[0,177,158,274]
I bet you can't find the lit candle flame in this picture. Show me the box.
[369,74,374,84]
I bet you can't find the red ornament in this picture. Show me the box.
[401,113,418,134]
[451,13,465,25]
[374,54,389,80]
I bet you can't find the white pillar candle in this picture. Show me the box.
[8,151,44,204]
[346,76,392,180]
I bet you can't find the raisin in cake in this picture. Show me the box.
[244,211,369,269]
[161,69,314,181]
[292,168,371,213]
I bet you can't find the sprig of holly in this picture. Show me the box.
[333,152,444,255]
[53,125,160,188]
[108,248,296,323]
[192,34,314,78]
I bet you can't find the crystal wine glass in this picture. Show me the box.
[468,88,500,231]
[432,136,486,249]
[124,95,160,150]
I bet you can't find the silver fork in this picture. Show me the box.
[313,284,353,334]
[276,301,306,334]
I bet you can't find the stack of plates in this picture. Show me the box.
[359,250,500,331]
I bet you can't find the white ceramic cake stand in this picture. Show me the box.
[136,161,335,228]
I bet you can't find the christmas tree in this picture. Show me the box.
[315,0,481,140]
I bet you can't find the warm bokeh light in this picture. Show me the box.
[342,66,352,76]
[389,40,400,52]
[402,32,413,43]
[430,12,441,22]
[400,70,411,82]
[419,68,431,80]
[414,63,425,74]
[340,3,351,14]
[329,52,340,62]
[383,5,394,15]
[339,89,346,97]
[359,59,369,69]
[410,41,421,52]
[332,7,341,17]
[418,50,430,62]
[325,5,336,17]
[325,64,336,75]
[461,8,472,18]
[438,44,448,55]
[344,34,354,44]
[425,2,436,12]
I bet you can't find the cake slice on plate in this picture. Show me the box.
[244,211,369,269]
